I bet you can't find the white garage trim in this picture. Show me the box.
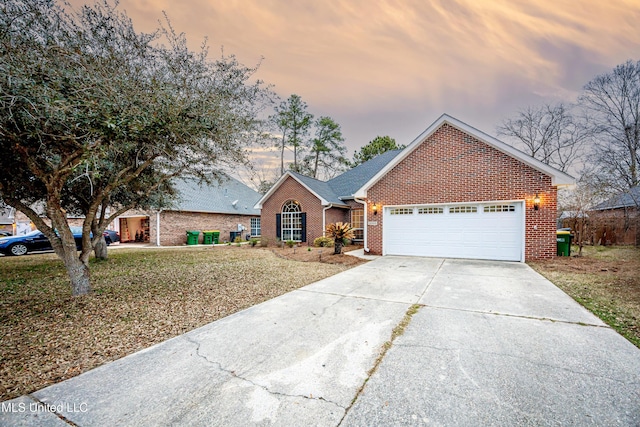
[382,200,525,262]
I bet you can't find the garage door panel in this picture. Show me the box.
[383,202,523,261]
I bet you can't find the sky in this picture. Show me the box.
[68,0,640,180]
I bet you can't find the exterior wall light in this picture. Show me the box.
[372,203,378,215]
[533,193,540,211]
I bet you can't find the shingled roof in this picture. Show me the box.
[171,176,261,215]
[592,185,640,211]
[327,149,402,199]
[254,150,403,209]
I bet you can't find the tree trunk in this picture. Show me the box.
[94,236,108,260]
[334,240,343,255]
[280,134,286,175]
[63,252,91,296]
[314,151,319,178]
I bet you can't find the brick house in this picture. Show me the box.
[256,114,575,261]
[588,185,639,246]
[114,176,262,246]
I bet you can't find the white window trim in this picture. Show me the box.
[250,217,261,237]
[282,200,302,242]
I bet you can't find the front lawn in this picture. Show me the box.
[0,246,353,401]
[530,246,640,349]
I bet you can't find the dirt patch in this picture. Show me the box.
[0,246,356,401]
[268,244,368,267]
[530,246,640,348]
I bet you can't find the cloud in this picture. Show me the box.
[66,0,640,150]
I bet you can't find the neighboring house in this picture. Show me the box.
[114,176,262,246]
[0,204,15,234]
[589,185,639,246]
[256,114,575,261]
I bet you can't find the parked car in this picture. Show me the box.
[0,231,12,237]
[103,229,120,245]
[0,227,84,256]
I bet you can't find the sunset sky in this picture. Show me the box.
[68,0,640,174]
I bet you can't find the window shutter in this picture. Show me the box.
[276,214,281,239]
[301,212,307,242]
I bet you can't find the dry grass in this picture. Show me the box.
[0,246,355,401]
[530,245,640,348]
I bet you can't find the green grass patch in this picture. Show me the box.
[530,245,640,349]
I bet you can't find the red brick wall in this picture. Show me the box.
[326,207,350,230]
[152,211,258,246]
[261,176,349,243]
[366,124,558,260]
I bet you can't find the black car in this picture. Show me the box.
[0,231,12,237]
[0,228,84,256]
[103,229,120,245]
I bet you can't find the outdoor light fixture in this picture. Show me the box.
[533,193,540,211]
[372,203,378,215]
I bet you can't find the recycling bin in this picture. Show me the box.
[186,230,200,245]
[556,230,572,256]
[202,231,214,245]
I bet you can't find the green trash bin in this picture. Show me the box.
[556,230,571,256]
[212,230,220,244]
[186,230,200,245]
[202,231,214,245]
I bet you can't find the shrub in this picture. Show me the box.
[259,237,270,247]
[249,238,258,247]
[313,236,334,247]
[285,240,295,248]
[234,236,242,243]
[325,222,355,255]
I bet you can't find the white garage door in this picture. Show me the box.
[383,202,524,261]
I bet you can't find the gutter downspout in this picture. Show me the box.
[354,198,369,253]
[322,204,333,237]
[156,210,162,246]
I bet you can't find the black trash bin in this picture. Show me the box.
[230,231,241,242]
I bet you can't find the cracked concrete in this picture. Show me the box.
[2,257,639,426]
[2,258,430,427]
[342,259,640,427]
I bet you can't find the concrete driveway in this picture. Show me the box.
[2,257,639,426]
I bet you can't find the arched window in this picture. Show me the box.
[281,200,302,241]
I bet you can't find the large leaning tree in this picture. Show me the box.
[0,0,273,296]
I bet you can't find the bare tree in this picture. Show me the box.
[558,171,610,255]
[580,60,640,190]
[497,103,591,173]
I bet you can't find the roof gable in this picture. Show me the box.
[353,114,575,198]
[254,171,348,209]
[254,152,402,209]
